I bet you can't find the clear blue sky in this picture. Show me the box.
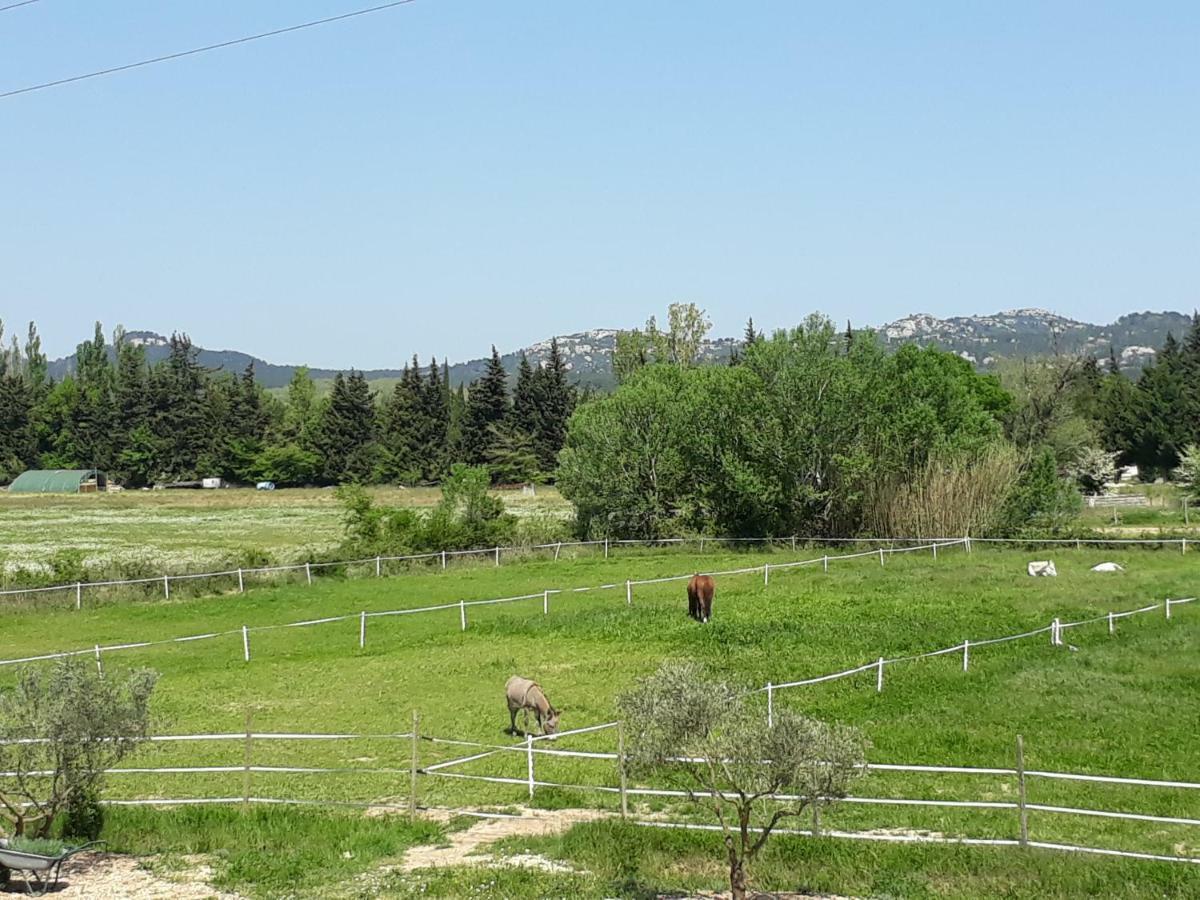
[2,1,1197,366]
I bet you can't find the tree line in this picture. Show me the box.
[0,321,575,488]
[560,305,1200,539]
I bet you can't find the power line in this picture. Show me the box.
[0,0,44,13]
[0,0,418,100]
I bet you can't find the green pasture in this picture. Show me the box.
[2,543,1199,895]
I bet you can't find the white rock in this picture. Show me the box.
[1027,561,1057,577]
[1090,562,1124,572]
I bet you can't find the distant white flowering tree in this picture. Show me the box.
[1069,446,1119,495]
[1178,445,1200,499]
[617,661,867,900]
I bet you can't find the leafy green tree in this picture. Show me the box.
[996,448,1081,535]
[618,661,866,900]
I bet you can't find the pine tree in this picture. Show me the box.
[112,333,156,486]
[379,362,420,482]
[318,371,378,483]
[531,338,575,473]
[462,346,510,467]
[512,353,540,439]
[420,357,450,480]
[155,334,210,479]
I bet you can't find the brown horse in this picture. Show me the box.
[687,574,714,623]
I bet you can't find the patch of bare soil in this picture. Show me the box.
[1,852,240,899]
[399,806,608,872]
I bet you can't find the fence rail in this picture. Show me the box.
[7,721,1197,867]
[0,531,1191,608]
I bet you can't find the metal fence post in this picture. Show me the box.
[1016,734,1029,847]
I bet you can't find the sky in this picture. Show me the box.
[2,1,1197,367]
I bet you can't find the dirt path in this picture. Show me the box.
[2,852,240,899]
[400,807,609,872]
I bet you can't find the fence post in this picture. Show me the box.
[554,542,562,561]
[76,582,82,611]
[1184,497,1190,526]
[604,537,609,559]
[962,640,969,672]
[878,548,885,567]
[875,657,884,692]
[626,580,632,606]
[495,546,501,567]
[965,536,972,554]
[410,710,420,818]
[243,709,254,810]
[360,611,367,648]
[459,599,467,631]
[823,555,828,573]
[699,537,705,553]
[763,564,770,586]
[767,683,774,727]
[305,562,312,586]
[441,550,447,570]
[932,542,937,560]
[526,733,535,800]
[376,556,382,577]
[543,590,549,615]
[163,575,170,600]
[94,645,103,677]
[791,535,797,552]
[1108,611,1115,634]
[1182,539,1187,555]
[242,625,251,662]
[1016,734,1029,847]
[237,568,244,594]
[618,721,629,819]
[1166,598,1172,620]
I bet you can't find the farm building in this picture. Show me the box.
[8,469,107,494]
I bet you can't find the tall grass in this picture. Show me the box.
[866,446,1021,537]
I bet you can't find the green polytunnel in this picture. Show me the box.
[7,469,107,494]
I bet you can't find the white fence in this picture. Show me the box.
[0,531,1191,610]
[7,721,1197,867]
[0,539,971,670]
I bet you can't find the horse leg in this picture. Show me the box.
[509,707,517,735]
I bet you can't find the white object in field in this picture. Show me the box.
[201,477,223,489]
[256,481,276,491]
[522,483,536,496]
[1090,562,1124,572]
[1027,561,1057,577]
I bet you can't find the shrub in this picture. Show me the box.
[60,785,104,842]
[994,449,1081,536]
[0,659,158,838]
[1068,446,1119,495]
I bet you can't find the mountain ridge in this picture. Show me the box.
[46,309,1195,390]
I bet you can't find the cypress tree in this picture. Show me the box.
[421,357,450,480]
[512,353,539,439]
[462,346,510,466]
[379,362,420,482]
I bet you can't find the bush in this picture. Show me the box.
[994,449,1081,536]
[60,785,105,842]
[1068,446,1119,495]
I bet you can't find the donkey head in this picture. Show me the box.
[543,707,562,735]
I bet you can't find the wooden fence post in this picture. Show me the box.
[618,721,629,819]
[243,710,254,810]
[1016,734,1029,847]
[410,710,420,819]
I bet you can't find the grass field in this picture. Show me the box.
[2,542,1198,896]
[0,485,571,575]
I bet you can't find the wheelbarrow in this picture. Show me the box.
[0,839,105,895]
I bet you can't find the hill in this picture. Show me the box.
[46,309,1194,392]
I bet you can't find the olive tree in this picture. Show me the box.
[0,659,158,837]
[617,661,867,900]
